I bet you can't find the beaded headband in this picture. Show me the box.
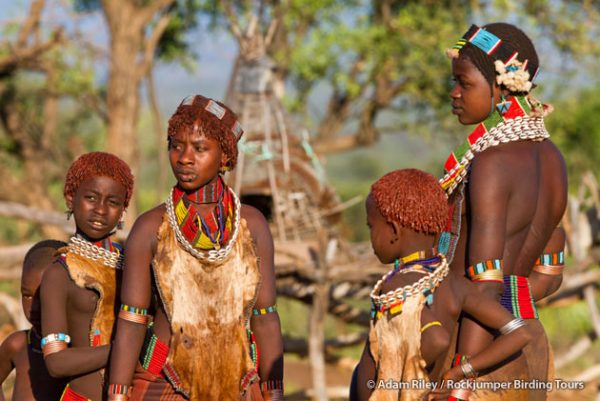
[178,95,244,142]
[447,24,539,93]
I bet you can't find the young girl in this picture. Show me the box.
[40,152,134,400]
[0,240,68,401]
[351,169,532,401]
[441,23,567,400]
[107,95,283,401]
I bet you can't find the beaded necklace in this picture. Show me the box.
[68,235,123,269]
[438,95,550,262]
[166,179,241,263]
[439,95,549,196]
[371,254,449,320]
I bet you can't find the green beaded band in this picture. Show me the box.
[252,304,277,315]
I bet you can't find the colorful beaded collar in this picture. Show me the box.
[166,184,241,263]
[440,95,549,195]
[370,254,449,320]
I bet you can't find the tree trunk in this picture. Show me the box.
[103,1,143,220]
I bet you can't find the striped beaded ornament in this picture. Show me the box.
[166,179,241,262]
[440,95,549,196]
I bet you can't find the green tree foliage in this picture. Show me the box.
[546,87,600,182]
[199,0,600,152]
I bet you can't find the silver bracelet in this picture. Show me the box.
[460,357,477,379]
[499,317,526,335]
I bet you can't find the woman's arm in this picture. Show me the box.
[0,331,22,396]
[108,210,159,392]
[351,340,377,401]
[529,226,565,301]
[444,279,532,381]
[244,205,284,398]
[40,263,110,377]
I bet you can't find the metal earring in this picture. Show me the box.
[66,210,73,220]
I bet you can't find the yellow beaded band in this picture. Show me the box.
[533,264,564,276]
[420,320,442,333]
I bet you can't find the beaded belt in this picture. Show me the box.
[140,330,169,376]
[500,275,538,319]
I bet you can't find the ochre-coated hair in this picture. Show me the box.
[371,169,447,235]
[167,95,242,170]
[63,152,135,207]
[459,22,539,92]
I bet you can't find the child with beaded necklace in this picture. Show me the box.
[107,95,283,401]
[0,240,68,400]
[40,152,134,401]
[440,22,568,400]
[350,169,533,401]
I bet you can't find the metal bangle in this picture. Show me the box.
[118,309,150,325]
[499,317,526,335]
[460,358,477,379]
[533,264,564,276]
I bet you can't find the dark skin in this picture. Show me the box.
[40,176,128,400]
[449,55,567,365]
[108,129,283,395]
[352,195,532,401]
[0,249,68,401]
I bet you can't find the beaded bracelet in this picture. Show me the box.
[260,381,284,401]
[252,305,277,316]
[108,383,132,400]
[41,332,71,346]
[499,317,526,335]
[118,304,149,325]
[41,333,71,358]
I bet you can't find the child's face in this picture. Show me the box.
[66,176,127,240]
[450,55,501,125]
[366,195,397,264]
[21,264,44,329]
[169,129,225,192]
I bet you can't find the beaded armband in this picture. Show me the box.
[420,320,442,333]
[252,304,278,316]
[466,259,503,283]
[261,380,284,401]
[41,333,71,358]
[118,304,149,325]
[533,252,565,276]
[107,384,132,401]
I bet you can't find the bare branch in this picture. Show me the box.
[16,0,45,47]
[138,13,171,79]
[139,0,175,24]
[222,0,244,44]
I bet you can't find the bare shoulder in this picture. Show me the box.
[130,203,166,235]
[0,330,27,357]
[240,204,271,237]
[42,260,70,286]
